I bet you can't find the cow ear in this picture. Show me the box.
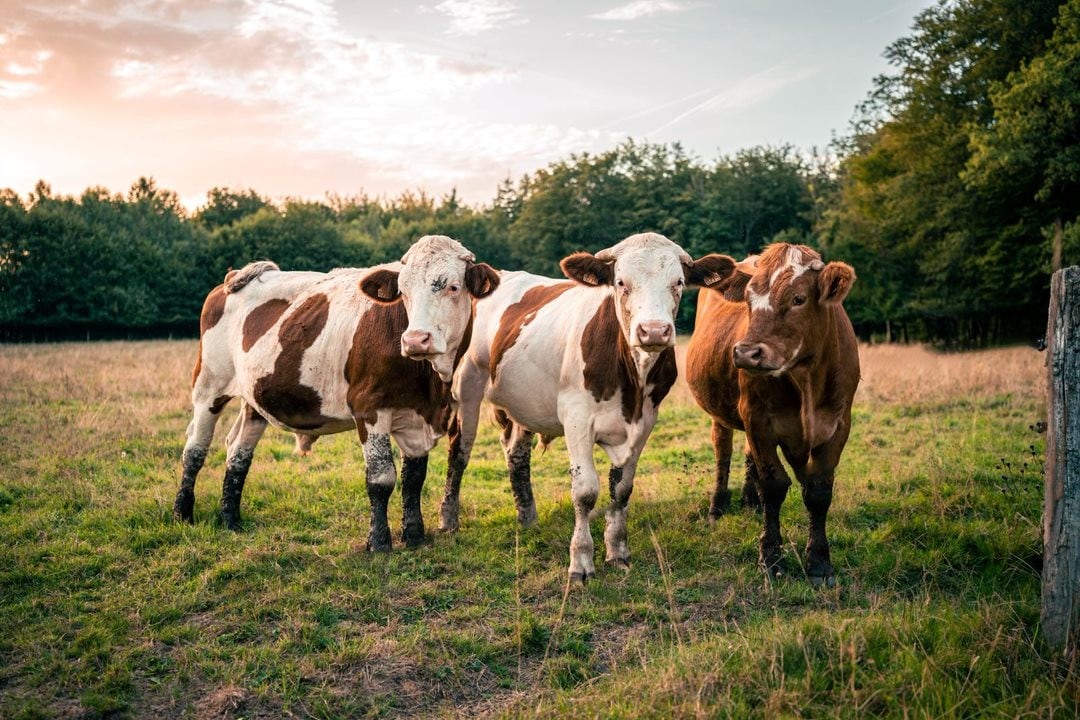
[819,262,856,304]
[683,253,736,289]
[465,262,500,298]
[560,252,613,286]
[359,268,401,304]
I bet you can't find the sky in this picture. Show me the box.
[0,0,933,209]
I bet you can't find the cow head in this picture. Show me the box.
[561,232,735,352]
[720,243,855,375]
[360,235,499,382]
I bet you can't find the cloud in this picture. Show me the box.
[590,1,694,22]
[433,0,524,36]
[0,0,607,202]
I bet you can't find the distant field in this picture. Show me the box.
[1,339,1074,719]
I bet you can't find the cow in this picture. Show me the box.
[173,235,500,551]
[438,232,736,584]
[685,243,859,586]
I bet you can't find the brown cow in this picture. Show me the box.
[686,243,859,586]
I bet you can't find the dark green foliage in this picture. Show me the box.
[828,0,1077,344]
[0,143,814,339]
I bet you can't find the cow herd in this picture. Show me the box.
[175,233,859,587]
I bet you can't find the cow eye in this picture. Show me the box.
[792,295,807,307]
[616,279,625,287]
[449,284,460,293]
[675,278,685,288]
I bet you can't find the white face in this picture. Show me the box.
[611,247,685,351]
[395,237,475,382]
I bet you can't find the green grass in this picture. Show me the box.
[0,340,1074,718]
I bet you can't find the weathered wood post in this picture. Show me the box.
[1043,266,1080,659]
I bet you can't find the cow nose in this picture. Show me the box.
[636,321,674,347]
[732,342,765,368]
[401,330,433,356]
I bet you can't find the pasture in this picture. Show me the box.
[0,340,1075,718]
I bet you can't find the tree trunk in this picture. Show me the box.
[1042,266,1080,660]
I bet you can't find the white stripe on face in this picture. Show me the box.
[749,247,819,314]
[749,287,772,313]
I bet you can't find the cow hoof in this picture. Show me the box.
[174,493,195,523]
[569,570,594,586]
[402,526,427,549]
[809,574,837,588]
[220,514,242,532]
[366,528,392,552]
[518,505,538,529]
[606,557,631,573]
[439,504,460,533]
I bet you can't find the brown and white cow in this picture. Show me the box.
[174,235,499,550]
[686,243,860,586]
[439,232,735,583]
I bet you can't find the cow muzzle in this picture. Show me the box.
[634,321,674,351]
[401,330,435,358]
[732,342,779,373]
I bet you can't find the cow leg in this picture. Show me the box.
[501,418,538,528]
[565,424,599,585]
[742,448,762,511]
[219,403,267,530]
[749,442,791,577]
[793,429,848,586]
[708,420,734,519]
[361,424,396,552]
[174,399,229,524]
[440,359,486,532]
[603,457,637,570]
[797,466,836,587]
[294,433,317,456]
[400,454,428,548]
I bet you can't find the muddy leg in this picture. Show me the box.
[501,419,537,528]
[174,400,228,523]
[604,458,637,569]
[400,454,428,548]
[363,431,395,552]
[565,424,599,585]
[220,404,267,531]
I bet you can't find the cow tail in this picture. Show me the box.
[224,260,280,294]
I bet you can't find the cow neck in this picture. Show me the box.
[783,306,840,448]
[582,293,666,423]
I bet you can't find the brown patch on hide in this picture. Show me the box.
[489,283,575,380]
[581,296,674,423]
[344,299,471,443]
[252,293,336,431]
[242,298,290,352]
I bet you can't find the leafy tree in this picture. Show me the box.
[965,0,1080,271]
[195,188,270,230]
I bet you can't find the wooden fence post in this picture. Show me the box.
[1043,266,1080,658]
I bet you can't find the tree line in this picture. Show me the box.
[2,0,1077,345]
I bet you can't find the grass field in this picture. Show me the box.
[0,339,1075,718]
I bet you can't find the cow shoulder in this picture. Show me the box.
[489,282,575,379]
